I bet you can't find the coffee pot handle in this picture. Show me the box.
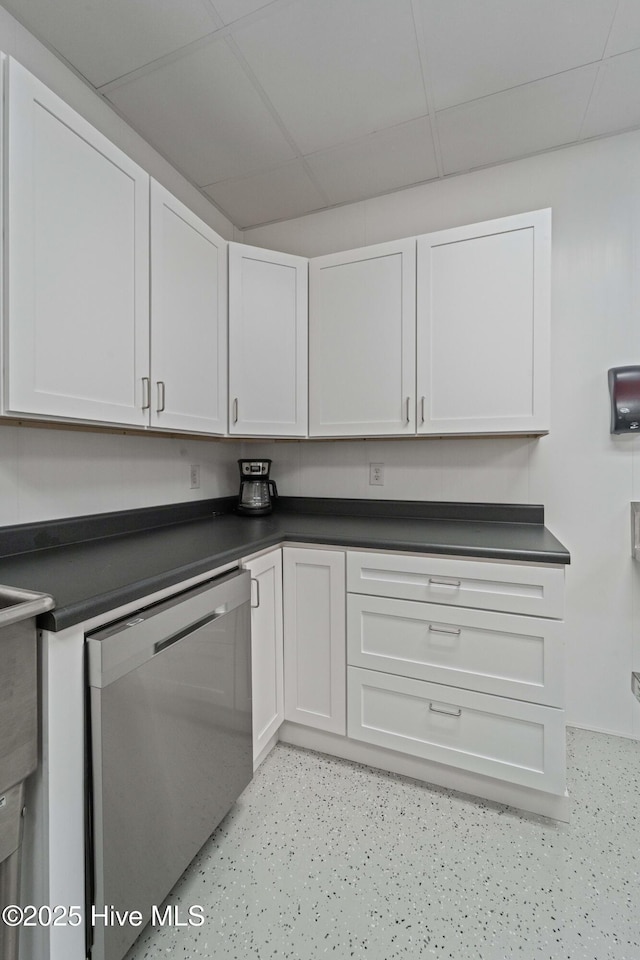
[269,480,278,499]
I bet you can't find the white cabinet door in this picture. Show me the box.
[416,210,551,435]
[228,243,308,437]
[309,239,416,437]
[243,549,284,766]
[5,58,150,426]
[150,181,227,434]
[283,547,346,735]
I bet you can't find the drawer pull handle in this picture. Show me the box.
[428,624,461,637]
[429,702,462,718]
[428,577,462,588]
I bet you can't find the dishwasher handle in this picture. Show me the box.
[153,605,229,654]
[87,569,250,689]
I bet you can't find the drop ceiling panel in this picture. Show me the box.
[418,0,618,110]
[582,49,640,138]
[232,0,428,154]
[306,117,438,205]
[2,0,219,87]
[204,159,326,227]
[438,64,599,175]
[106,39,296,186]
[604,0,640,57]
[210,0,277,26]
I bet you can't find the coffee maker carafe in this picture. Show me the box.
[237,459,278,516]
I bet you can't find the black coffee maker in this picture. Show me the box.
[237,459,278,516]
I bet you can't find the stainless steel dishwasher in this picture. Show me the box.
[86,568,252,960]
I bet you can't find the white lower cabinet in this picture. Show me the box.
[243,549,284,767]
[283,547,346,735]
[345,550,567,808]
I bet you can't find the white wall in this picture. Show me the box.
[244,131,640,741]
[0,426,242,525]
[0,9,243,526]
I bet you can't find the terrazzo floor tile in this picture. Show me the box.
[123,728,640,960]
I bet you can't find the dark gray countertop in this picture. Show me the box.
[0,497,570,631]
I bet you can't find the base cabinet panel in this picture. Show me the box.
[244,550,284,765]
[347,666,566,794]
[283,547,346,735]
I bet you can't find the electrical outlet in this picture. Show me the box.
[632,672,640,703]
[369,462,384,486]
[190,464,200,489]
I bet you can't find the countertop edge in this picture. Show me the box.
[37,520,570,632]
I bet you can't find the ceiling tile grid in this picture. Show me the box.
[106,37,297,186]
[3,0,640,227]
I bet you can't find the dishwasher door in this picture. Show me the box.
[86,569,251,960]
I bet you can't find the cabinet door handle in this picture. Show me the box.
[421,396,426,424]
[157,381,166,413]
[250,577,260,608]
[428,624,461,637]
[142,377,150,411]
[429,702,462,718]
[233,398,239,424]
[405,396,411,424]
[428,577,461,588]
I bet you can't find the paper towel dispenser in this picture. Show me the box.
[609,366,640,433]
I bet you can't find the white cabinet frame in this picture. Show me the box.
[309,239,416,437]
[228,243,308,437]
[150,181,227,434]
[5,58,150,427]
[416,209,551,435]
[283,547,346,734]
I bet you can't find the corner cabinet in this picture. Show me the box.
[282,547,346,735]
[4,58,150,427]
[416,210,551,435]
[228,243,308,437]
[242,549,284,768]
[309,239,416,437]
[150,181,227,434]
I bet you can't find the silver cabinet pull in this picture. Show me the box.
[156,381,166,413]
[141,377,150,411]
[233,398,239,424]
[428,624,461,636]
[428,577,461,588]
[250,578,260,608]
[429,702,462,718]
[405,396,411,424]
[421,396,426,424]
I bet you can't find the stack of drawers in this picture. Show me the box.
[346,551,566,796]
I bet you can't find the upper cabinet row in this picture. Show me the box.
[2,58,551,440]
[5,58,227,435]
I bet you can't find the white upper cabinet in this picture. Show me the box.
[228,243,308,437]
[5,58,150,427]
[150,181,227,434]
[309,239,416,437]
[416,210,551,435]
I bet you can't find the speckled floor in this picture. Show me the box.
[124,728,640,960]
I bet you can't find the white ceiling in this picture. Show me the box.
[4,0,640,229]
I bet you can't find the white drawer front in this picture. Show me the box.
[347,551,564,618]
[347,667,566,794]
[347,595,563,706]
